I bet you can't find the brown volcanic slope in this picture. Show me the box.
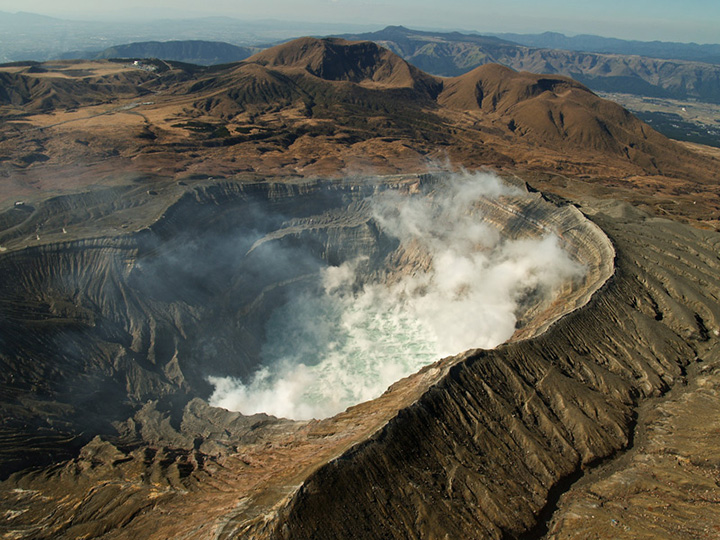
[1,36,720,540]
[1,37,718,226]
[0,60,188,113]
[438,64,697,178]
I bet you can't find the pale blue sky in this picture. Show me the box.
[1,0,719,43]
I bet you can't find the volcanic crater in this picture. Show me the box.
[2,35,720,540]
[0,170,618,535]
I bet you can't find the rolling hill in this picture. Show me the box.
[437,63,690,173]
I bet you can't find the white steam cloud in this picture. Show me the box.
[208,172,585,420]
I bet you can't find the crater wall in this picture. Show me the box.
[0,175,622,539]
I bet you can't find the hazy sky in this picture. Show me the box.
[1,0,719,43]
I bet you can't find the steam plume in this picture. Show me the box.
[209,172,584,420]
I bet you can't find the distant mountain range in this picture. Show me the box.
[49,27,720,106]
[488,31,720,65]
[3,15,720,105]
[59,41,257,66]
[3,36,713,183]
[338,27,720,104]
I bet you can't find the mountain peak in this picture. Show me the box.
[246,37,441,94]
[382,25,411,33]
